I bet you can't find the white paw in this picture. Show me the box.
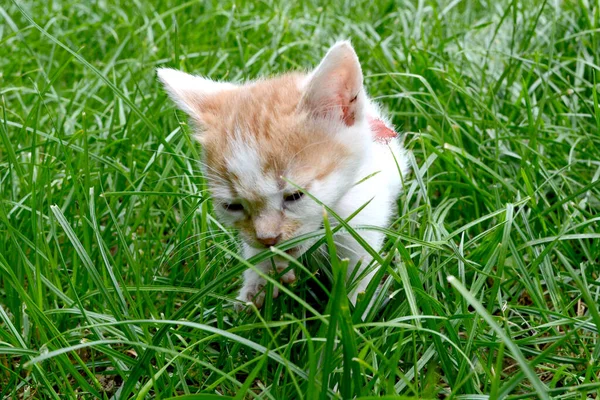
[234,281,279,312]
[276,266,296,284]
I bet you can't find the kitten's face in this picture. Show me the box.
[159,42,370,251]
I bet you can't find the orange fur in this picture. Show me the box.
[196,73,350,198]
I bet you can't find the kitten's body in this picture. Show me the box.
[158,41,409,311]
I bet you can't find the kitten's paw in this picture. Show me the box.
[276,266,296,284]
[235,282,279,312]
[281,269,296,284]
[235,283,265,311]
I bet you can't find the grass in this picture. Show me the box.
[1,0,599,398]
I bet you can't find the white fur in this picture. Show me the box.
[226,134,274,197]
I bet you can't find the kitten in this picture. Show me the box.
[158,41,409,311]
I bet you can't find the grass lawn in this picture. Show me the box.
[1,0,600,398]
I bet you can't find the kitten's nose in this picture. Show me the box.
[257,234,281,247]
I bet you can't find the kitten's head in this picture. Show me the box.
[158,41,374,251]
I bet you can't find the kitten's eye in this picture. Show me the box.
[284,191,304,202]
[223,203,244,212]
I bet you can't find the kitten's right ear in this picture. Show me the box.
[300,41,364,126]
[157,68,235,122]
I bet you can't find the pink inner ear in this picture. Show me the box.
[341,93,356,126]
[368,116,397,143]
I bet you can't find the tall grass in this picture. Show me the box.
[1,0,599,398]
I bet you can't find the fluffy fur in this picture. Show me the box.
[158,41,409,311]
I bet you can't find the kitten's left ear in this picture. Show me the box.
[157,68,236,123]
[300,41,364,126]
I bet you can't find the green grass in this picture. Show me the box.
[1,0,599,398]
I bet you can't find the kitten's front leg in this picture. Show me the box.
[235,266,273,311]
[336,231,384,306]
[235,244,296,311]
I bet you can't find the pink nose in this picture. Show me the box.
[257,235,281,247]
